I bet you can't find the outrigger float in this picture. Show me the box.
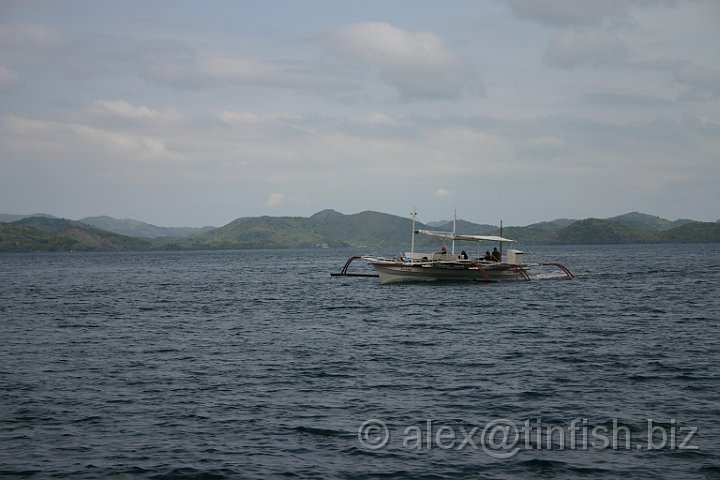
[331,210,574,284]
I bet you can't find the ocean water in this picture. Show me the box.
[1,244,719,479]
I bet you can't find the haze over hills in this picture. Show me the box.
[0,213,57,223]
[1,210,718,252]
[79,216,215,238]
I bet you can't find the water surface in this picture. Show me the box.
[1,244,719,478]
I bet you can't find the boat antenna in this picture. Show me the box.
[410,207,417,255]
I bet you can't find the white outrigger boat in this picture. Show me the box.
[332,211,574,284]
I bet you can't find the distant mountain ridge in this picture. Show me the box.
[167,210,420,250]
[1,210,718,252]
[0,217,150,252]
[133,210,720,249]
[79,215,215,238]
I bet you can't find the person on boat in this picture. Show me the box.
[483,251,492,261]
[491,247,501,262]
[460,250,468,260]
[437,240,447,254]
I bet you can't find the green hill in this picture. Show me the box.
[0,218,151,252]
[500,220,570,243]
[166,210,419,249]
[543,218,719,245]
[0,213,56,223]
[659,222,720,243]
[553,218,660,244]
[308,210,417,248]
[430,219,496,235]
[178,215,326,249]
[1,210,718,252]
[609,212,694,231]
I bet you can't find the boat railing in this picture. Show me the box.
[330,255,379,278]
[507,264,531,281]
[470,262,491,282]
[538,262,575,279]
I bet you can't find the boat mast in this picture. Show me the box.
[452,208,457,254]
[410,207,417,255]
[499,219,503,262]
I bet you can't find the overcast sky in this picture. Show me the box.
[1,1,718,227]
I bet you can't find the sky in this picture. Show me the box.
[1,0,718,227]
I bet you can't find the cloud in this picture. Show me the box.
[3,114,182,162]
[435,188,451,197]
[218,111,262,126]
[0,23,63,50]
[516,136,572,160]
[353,113,398,126]
[584,91,674,106]
[505,0,666,27]
[91,100,184,123]
[544,32,630,68]
[326,22,477,100]
[0,23,68,74]
[266,193,286,207]
[138,43,282,90]
[0,65,20,89]
[263,193,309,208]
[674,63,720,100]
[199,56,280,81]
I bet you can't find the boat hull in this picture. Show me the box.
[370,261,526,284]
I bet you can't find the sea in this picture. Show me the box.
[1,244,719,479]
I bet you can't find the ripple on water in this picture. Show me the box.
[0,245,719,478]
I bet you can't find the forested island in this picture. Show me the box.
[1,210,718,252]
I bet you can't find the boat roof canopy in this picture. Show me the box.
[415,229,515,243]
